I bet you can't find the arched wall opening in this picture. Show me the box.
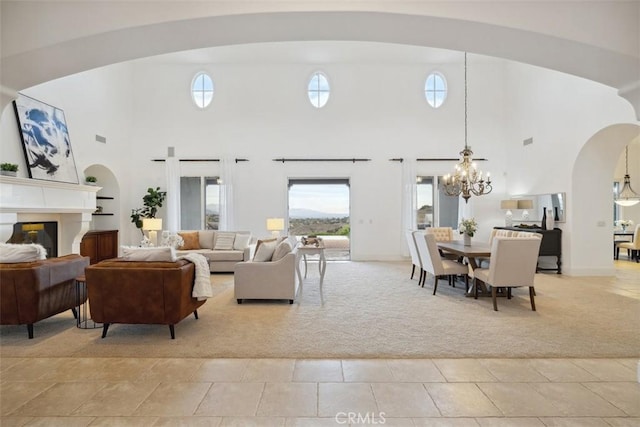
[83,164,121,235]
[569,124,640,275]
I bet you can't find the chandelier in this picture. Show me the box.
[442,52,492,203]
[614,146,640,207]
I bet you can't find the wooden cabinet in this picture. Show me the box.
[81,230,118,264]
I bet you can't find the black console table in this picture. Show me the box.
[494,227,562,274]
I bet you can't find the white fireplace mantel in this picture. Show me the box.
[0,175,99,255]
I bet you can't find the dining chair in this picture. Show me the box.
[478,229,514,268]
[426,227,458,260]
[415,232,468,295]
[473,237,542,311]
[405,230,422,280]
[616,224,640,262]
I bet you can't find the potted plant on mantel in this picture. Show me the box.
[130,187,167,236]
[0,163,18,177]
[85,175,98,185]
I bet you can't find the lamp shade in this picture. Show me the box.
[266,218,285,231]
[500,200,518,210]
[22,223,44,232]
[142,218,163,231]
[517,200,534,209]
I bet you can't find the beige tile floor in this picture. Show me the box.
[1,357,638,426]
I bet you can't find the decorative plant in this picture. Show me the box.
[1,163,18,172]
[130,187,167,235]
[615,219,633,228]
[458,218,478,237]
[85,175,97,183]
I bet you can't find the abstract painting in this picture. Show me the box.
[12,94,79,184]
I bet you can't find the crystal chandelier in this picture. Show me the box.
[614,146,640,207]
[442,52,492,203]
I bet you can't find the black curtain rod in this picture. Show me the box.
[273,158,371,163]
[152,158,249,163]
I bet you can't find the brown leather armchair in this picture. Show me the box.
[85,259,206,339]
[0,254,90,338]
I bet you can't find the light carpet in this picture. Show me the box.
[1,261,639,359]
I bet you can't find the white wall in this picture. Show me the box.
[0,47,636,270]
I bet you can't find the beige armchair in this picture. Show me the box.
[615,224,640,262]
[414,232,468,295]
[473,237,541,311]
[234,242,299,304]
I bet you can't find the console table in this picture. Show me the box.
[494,227,562,274]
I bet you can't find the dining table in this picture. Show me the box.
[437,240,492,297]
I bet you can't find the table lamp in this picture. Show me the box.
[22,223,44,243]
[266,217,285,237]
[142,218,163,247]
[517,199,534,220]
[500,200,518,227]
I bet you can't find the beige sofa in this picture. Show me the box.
[234,236,299,304]
[174,230,252,273]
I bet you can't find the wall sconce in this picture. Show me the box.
[500,200,518,227]
[142,218,163,247]
[266,218,285,237]
[517,199,534,220]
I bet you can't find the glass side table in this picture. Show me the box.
[75,275,101,329]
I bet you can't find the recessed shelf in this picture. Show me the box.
[92,213,114,216]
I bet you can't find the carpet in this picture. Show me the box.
[1,261,639,359]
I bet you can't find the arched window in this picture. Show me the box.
[191,72,214,109]
[308,72,330,108]
[425,72,447,108]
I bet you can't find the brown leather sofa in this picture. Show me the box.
[86,259,206,339]
[0,254,90,338]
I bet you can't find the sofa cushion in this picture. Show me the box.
[272,240,292,261]
[214,232,236,250]
[122,246,176,262]
[198,230,215,249]
[178,232,200,250]
[233,233,252,250]
[206,250,245,262]
[253,239,277,262]
[0,243,47,263]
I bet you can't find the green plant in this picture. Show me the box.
[1,163,18,172]
[130,187,167,235]
[85,175,97,183]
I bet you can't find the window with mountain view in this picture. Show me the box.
[180,176,220,230]
[417,175,459,229]
[288,179,350,260]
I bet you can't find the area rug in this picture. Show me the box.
[1,261,639,359]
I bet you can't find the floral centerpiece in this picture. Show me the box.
[615,219,634,231]
[459,218,477,246]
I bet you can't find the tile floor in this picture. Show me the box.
[1,357,638,426]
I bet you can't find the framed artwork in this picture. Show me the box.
[12,94,79,184]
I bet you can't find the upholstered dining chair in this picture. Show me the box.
[405,230,422,281]
[415,232,469,295]
[615,224,640,263]
[426,227,458,260]
[473,237,542,311]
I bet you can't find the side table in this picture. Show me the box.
[75,275,101,329]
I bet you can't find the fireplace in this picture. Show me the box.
[0,176,98,255]
[8,221,58,258]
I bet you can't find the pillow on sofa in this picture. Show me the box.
[122,246,177,262]
[214,232,236,250]
[253,238,277,262]
[0,243,47,263]
[272,240,292,261]
[233,233,251,250]
[178,232,200,250]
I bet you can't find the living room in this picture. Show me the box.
[1,2,639,425]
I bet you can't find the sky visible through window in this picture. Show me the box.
[289,184,349,216]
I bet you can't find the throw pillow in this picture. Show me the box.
[233,233,251,250]
[0,243,47,263]
[271,240,292,261]
[214,232,236,250]
[253,238,277,262]
[121,246,176,262]
[178,232,200,250]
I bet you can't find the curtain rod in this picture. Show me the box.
[416,157,488,161]
[152,158,249,163]
[273,158,371,163]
